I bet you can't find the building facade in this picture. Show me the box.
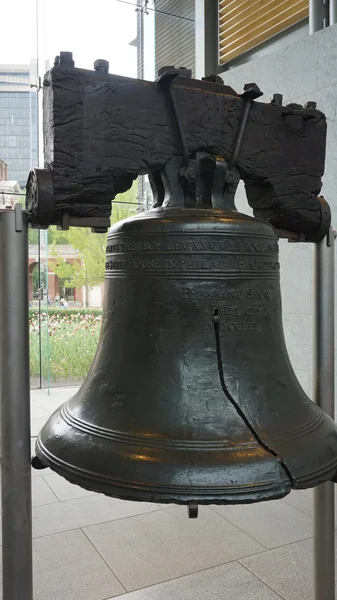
[0,62,38,187]
[0,158,8,180]
[154,0,195,75]
[0,180,21,209]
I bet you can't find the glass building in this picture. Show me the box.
[0,63,38,187]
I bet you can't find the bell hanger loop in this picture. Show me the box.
[148,153,240,211]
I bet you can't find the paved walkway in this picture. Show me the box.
[13,387,333,599]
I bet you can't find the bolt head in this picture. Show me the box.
[242,82,263,100]
[305,101,317,109]
[271,93,283,106]
[157,65,176,76]
[202,74,224,85]
[179,166,196,185]
[59,51,75,67]
[157,65,191,79]
[187,168,195,181]
[94,59,109,73]
[225,169,238,183]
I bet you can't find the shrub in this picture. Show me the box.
[30,308,103,383]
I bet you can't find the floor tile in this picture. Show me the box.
[281,486,337,525]
[84,505,264,591]
[211,499,312,548]
[282,489,313,516]
[109,561,282,600]
[32,529,124,600]
[0,477,58,515]
[31,417,51,437]
[30,405,50,419]
[32,494,160,538]
[240,533,337,600]
[43,473,96,501]
[32,476,59,506]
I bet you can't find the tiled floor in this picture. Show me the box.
[11,387,331,599]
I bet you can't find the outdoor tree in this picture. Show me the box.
[50,182,139,305]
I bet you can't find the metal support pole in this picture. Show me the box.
[330,0,337,25]
[313,228,335,600]
[0,206,33,600]
[195,0,219,79]
[309,0,329,33]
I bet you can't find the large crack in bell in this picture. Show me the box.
[212,310,294,486]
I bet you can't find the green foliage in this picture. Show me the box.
[28,226,69,246]
[28,227,39,244]
[29,309,102,382]
[49,183,138,303]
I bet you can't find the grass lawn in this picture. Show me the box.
[29,309,102,384]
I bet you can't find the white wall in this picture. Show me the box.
[220,24,337,398]
[88,285,103,308]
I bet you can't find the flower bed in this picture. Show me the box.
[30,309,102,383]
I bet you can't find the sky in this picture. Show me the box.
[0,0,154,79]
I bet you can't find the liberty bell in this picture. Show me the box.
[34,154,337,508]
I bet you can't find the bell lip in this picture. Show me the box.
[35,435,292,505]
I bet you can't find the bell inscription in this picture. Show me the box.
[106,234,280,275]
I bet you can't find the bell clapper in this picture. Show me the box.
[188,502,198,519]
[31,455,48,470]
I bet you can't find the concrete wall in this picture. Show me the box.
[220,24,337,398]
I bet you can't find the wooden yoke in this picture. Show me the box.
[26,52,330,241]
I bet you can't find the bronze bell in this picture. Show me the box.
[34,184,337,505]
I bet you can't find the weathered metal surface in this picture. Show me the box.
[35,204,337,504]
[26,52,329,239]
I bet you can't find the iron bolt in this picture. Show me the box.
[203,74,224,85]
[59,52,75,67]
[157,65,192,78]
[271,93,283,106]
[186,168,195,181]
[158,66,176,76]
[94,59,109,73]
[225,169,239,184]
[180,166,195,183]
[242,82,263,101]
[305,101,317,109]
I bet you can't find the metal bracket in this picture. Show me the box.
[156,66,192,169]
[228,82,263,169]
[14,203,23,232]
[148,153,239,211]
[57,213,110,234]
[30,76,42,92]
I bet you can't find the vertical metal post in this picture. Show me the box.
[195,0,219,79]
[313,228,335,600]
[309,0,329,33]
[0,206,33,600]
[136,0,146,210]
[330,0,337,25]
